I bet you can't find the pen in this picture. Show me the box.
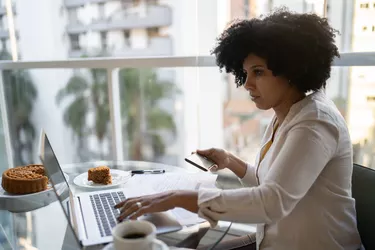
[131,169,165,174]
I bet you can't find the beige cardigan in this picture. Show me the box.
[197,91,362,250]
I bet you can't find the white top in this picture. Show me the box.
[197,91,362,250]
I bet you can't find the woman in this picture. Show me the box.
[114,8,362,250]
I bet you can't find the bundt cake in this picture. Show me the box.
[1,164,49,194]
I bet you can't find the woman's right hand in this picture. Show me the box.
[195,148,231,172]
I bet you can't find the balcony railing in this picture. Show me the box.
[64,0,114,8]
[66,5,172,34]
[0,52,373,69]
[64,0,157,8]
[64,0,85,8]
[69,37,173,58]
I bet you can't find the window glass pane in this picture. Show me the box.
[117,67,184,165]
[2,67,198,166]
[219,65,375,171]
[344,66,375,168]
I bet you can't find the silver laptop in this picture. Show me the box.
[38,129,182,247]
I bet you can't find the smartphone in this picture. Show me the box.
[185,153,215,172]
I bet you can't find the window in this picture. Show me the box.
[123,30,130,46]
[1,39,5,51]
[372,26,375,32]
[147,27,159,38]
[133,0,141,6]
[69,34,80,50]
[100,31,107,50]
[120,0,130,8]
[363,26,368,31]
[360,3,369,8]
[0,16,4,29]
[244,0,249,17]
[68,8,78,23]
[98,3,105,20]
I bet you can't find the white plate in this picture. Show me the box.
[102,242,170,250]
[73,169,131,189]
[0,172,69,212]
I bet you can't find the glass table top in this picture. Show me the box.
[0,161,255,249]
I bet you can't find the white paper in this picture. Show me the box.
[122,172,218,226]
[125,173,217,192]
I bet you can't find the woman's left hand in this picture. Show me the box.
[114,191,178,221]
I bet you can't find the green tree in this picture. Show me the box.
[56,68,178,161]
[0,50,37,165]
[119,68,178,160]
[56,69,109,159]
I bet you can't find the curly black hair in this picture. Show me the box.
[211,8,340,93]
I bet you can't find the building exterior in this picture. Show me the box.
[346,0,375,168]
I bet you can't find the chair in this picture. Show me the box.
[352,164,375,250]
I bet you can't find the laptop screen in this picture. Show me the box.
[39,130,82,249]
[39,132,70,209]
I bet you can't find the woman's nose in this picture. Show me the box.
[244,78,255,91]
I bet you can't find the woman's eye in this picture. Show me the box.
[254,69,263,76]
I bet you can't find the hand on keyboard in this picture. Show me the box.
[114,191,178,221]
[114,190,199,222]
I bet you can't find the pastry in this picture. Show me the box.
[1,164,49,194]
[88,166,112,185]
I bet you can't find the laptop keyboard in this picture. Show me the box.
[89,191,126,237]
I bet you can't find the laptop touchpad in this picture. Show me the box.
[141,212,182,235]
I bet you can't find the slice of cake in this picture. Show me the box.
[87,166,112,185]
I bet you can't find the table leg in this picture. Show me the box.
[62,225,82,250]
[174,223,210,249]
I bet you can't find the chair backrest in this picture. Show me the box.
[352,164,375,250]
